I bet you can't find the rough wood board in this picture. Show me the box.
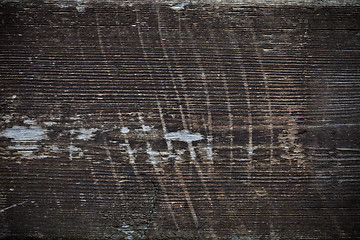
[0,2,360,239]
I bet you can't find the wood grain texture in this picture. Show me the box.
[0,2,360,239]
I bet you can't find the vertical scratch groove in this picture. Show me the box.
[103,136,123,193]
[158,8,213,206]
[138,113,180,231]
[156,97,200,229]
[135,10,179,230]
[118,113,140,178]
[225,30,254,174]
[75,27,99,189]
[179,11,214,206]
[248,23,275,164]
[222,73,235,164]
[180,13,213,142]
[95,13,112,76]
[156,8,188,130]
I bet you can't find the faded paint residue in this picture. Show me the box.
[1,126,48,142]
[164,130,203,142]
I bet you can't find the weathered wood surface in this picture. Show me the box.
[0,2,360,239]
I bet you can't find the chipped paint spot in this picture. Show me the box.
[69,145,84,160]
[2,115,12,123]
[248,146,254,156]
[146,148,172,165]
[8,144,39,150]
[170,2,188,10]
[141,125,152,132]
[75,128,98,140]
[1,126,48,142]
[126,149,137,156]
[146,149,162,165]
[17,150,34,158]
[69,115,82,120]
[23,119,36,125]
[69,145,81,153]
[137,113,152,132]
[8,144,51,159]
[48,145,61,153]
[79,193,86,205]
[164,130,203,142]
[121,127,130,134]
[76,5,85,12]
[43,121,57,126]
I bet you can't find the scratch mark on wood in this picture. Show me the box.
[0,200,28,213]
[156,7,188,130]
[248,20,275,164]
[103,135,123,192]
[179,13,214,208]
[138,112,180,231]
[118,113,140,178]
[226,30,254,174]
[182,18,214,150]
[156,97,200,230]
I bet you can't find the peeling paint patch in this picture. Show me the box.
[136,125,152,132]
[8,144,51,159]
[0,126,48,142]
[0,126,50,159]
[75,128,99,140]
[164,130,203,142]
[69,145,84,159]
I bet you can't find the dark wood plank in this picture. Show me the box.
[0,2,359,239]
